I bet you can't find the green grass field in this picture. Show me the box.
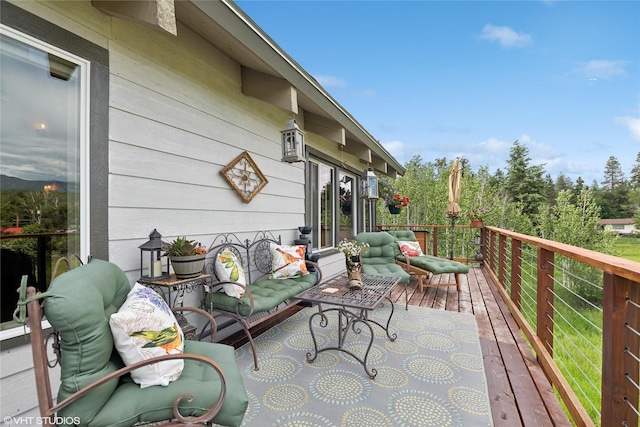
[613,236,640,262]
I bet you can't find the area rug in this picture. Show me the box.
[228,304,492,427]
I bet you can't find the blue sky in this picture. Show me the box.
[237,0,640,185]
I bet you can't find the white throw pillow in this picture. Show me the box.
[397,240,424,257]
[109,283,184,388]
[270,243,308,279]
[214,249,246,298]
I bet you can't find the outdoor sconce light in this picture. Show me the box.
[361,167,379,199]
[280,118,305,163]
[139,229,169,280]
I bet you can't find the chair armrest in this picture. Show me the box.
[46,354,227,426]
[306,260,323,284]
[172,306,218,343]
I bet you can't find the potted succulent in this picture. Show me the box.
[163,237,208,279]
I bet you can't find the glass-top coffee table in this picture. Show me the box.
[295,274,401,378]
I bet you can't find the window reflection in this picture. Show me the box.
[339,172,355,240]
[0,31,82,325]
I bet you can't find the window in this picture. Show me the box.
[0,19,100,339]
[339,172,356,241]
[309,159,362,252]
[310,160,335,251]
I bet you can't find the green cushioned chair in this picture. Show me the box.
[353,231,411,285]
[16,258,248,427]
[386,229,469,292]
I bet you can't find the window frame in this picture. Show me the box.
[307,155,364,253]
[0,4,109,343]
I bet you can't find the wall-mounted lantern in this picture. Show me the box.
[361,167,379,199]
[280,118,305,163]
[139,229,169,280]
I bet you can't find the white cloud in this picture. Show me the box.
[573,60,627,80]
[313,74,347,88]
[479,24,532,48]
[615,116,640,142]
[518,134,560,158]
[382,140,409,162]
[477,137,511,154]
[351,88,377,99]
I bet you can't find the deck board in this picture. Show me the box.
[225,266,571,426]
[392,267,571,426]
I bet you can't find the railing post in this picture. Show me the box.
[537,247,554,357]
[511,239,522,310]
[498,233,507,288]
[602,273,639,427]
[432,227,439,258]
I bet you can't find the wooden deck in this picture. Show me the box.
[223,267,573,426]
[387,267,572,427]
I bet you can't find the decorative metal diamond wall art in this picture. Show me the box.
[220,151,268,203]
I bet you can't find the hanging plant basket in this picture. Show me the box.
[170,254,206,279]
[471,219,483,228]
[388,205,401,214]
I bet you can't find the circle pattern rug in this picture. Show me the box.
[221,304,492,427]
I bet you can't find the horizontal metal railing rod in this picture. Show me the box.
[483,225,640,427]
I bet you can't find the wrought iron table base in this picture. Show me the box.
[306,297,396,379]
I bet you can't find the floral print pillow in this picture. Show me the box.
[214,249,246,298]
[398,241,424,257]
[270,244,308,279]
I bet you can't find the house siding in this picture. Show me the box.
[1,0,368,419]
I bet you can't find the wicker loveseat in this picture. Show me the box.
[15,258,248,427]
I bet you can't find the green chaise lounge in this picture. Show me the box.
[386,229,469,292]
[353,231,411,285]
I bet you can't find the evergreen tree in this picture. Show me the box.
[544,174,556,205]
[489,168,506,188]
[505,140,546,217]
[555,173,574,193]
[602,156,626,190]
[630,152,640,190]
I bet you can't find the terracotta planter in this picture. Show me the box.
[471,219,483,228]
[170,254,206,279]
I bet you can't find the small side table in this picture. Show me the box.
[138,274,211,341]
[138,273,211,308]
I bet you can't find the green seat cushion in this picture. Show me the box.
[399,254,469,275]
[90,341,248,427]
[45,259,131,423]
[354,232,410,284]
[206,273,318,316]
[45,259,248,427]
[386,230,469,275]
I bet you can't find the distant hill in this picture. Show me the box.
[1,174,68,192]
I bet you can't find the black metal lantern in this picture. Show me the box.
[139,229,169,280]
[280,118,305,162]
[361,167,379,199]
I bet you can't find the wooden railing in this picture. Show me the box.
[377,224,483,263]
[483,226,640,427]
